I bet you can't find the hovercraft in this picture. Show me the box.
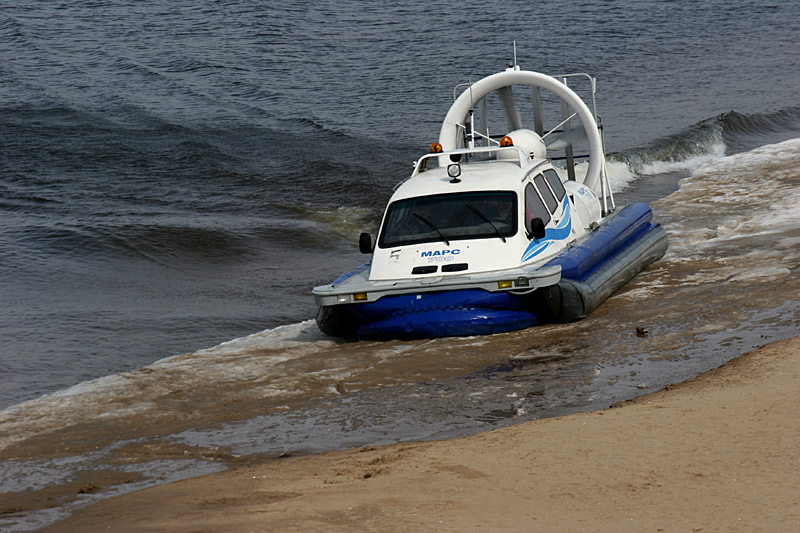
[313,64,668,340]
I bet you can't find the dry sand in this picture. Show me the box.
[47,337,800,532]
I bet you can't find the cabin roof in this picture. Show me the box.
[392,159,542,201]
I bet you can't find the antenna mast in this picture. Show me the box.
[513,41,518,69]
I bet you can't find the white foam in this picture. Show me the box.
[616,280,670,300]
[726,266,792,284]
[604,159,638,190]
[640,140,726,175]
[190,320,332,357]
[553,157,638,192]
[697,138,800,174]
[665,138,800,247]
[0,320,337,451]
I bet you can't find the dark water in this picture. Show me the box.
[1,1,800,529]
[2,0,798,407]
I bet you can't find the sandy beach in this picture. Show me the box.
[44,336,799,532]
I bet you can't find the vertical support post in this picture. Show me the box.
[468,109,475,149]
[597,115,615,214]
[560,78,576,181]
[482,98,489,147]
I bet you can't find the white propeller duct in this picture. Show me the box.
[439,70,604,193]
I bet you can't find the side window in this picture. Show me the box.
[543,169,566,201]
[534,173,558,213]
[525,182,551,234]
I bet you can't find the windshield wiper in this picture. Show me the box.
[413,213,450,246]
[466,204,506,242]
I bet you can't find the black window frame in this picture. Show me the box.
[525,182,551,235]
[543,168,566,202]
[533,173,558,214]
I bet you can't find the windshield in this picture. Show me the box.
[378,191,517,248]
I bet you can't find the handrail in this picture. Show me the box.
[552,73,599,122]
[410,146,529,177]
[456,123,501,146]
[453,82,472,102]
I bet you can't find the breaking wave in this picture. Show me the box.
[611,107,800,180]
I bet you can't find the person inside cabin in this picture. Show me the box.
[482,197,514,226]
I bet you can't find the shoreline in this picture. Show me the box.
[44,336,800,532]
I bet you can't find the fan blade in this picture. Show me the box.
[531,87,544,136]
[498,86,523,132]
[544,128,588,150]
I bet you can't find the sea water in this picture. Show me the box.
[1,1,799,530]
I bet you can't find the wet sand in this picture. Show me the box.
[45,336,800,532]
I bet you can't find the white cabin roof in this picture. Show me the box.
[391,159,545,202]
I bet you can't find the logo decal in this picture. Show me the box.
[421,248,460,263]
[421,249,460,257]
[521,197,572,262]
